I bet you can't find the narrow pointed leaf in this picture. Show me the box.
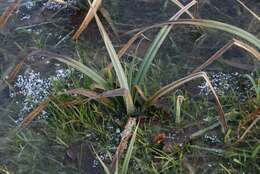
[122,123,139,174]
[133,1,197,86]
[73,0,102,39]
[93,147,111,174]
[94,14,135,114]
[193,39,260,73]
[119,19,260,64]
[68,88,128,99]
[29,50,108,89]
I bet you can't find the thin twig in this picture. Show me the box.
[236,0,260,22]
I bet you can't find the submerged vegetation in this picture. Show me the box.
[0,0,259,173]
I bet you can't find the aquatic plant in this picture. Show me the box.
[1,0,259,173]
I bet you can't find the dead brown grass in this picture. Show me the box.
[192,39,260,73]
[20,99,49,127]
[0,0,20,28]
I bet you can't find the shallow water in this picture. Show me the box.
[0,0,259,173]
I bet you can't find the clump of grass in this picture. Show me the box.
[4,0,259,173]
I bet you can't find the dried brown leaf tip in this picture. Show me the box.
[73,0,102,40]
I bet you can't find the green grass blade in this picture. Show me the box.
[114,157,119,174]
[28,50,108,89]
[122,123,139,174]
[136,19,260,50]
[94,14,135,114]
[181,19,260,50]
[93,147,111,174]
[134,1,197,86]
[124,19,260,87]
[134,26,169,86]
[54,56,108,89]
[121,18,260,63]
[251,144,260,159]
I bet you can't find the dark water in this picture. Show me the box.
[0,0,259,173]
